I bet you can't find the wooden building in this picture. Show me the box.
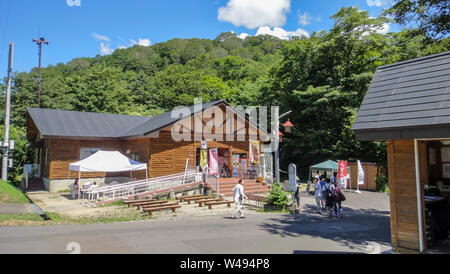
[353,52,450,253]
[26,100,269,192]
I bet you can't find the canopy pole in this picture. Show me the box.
[78,170,81,200]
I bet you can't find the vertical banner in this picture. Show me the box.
[209,148,219,176]
[357,160,365,185]
[338,161,348,188]
[232,154,240,178]
[249,141,260,164]
[200,149,207,168]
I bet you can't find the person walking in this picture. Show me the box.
[319,176,327,209]
[324,179,336,218]
[232,179,248,219]
[314,178,322,214]
[332,182,345,218]
[294,177,301,213]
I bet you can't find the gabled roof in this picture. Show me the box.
[27,100,265,139]
[353,51,450,141]
[27,108,151,139]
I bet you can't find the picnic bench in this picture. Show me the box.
[198,198,224,207]
[142,204,181,216]
[205,200,233,209]
[176,194,204,202]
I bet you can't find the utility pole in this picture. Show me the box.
[32,37,49,108]
[2,42,14,181]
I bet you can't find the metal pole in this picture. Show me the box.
[2,42,14,182]
[414,139,424,252]
[32,38,48,108]
[274,108,280,184]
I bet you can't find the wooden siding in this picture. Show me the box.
[387,140,426,251]
[347,162,380,191]
[49,139,124,179]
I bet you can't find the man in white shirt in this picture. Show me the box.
[314,178,322,214]
[232,179,248,219]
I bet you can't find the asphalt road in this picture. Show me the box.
[0,191,391,254]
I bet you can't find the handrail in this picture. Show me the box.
[83,169,201,202]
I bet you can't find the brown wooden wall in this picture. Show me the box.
[49,139,125,179]
[387,140,426,251]
[347,162,380,191]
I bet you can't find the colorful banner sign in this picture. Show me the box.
[338,161,348,178]
[200,149,207,168]
[209,148,219,176]
[249,141,260,164]
[232,154,240,178]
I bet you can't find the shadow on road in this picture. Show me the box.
[258,204,391,252]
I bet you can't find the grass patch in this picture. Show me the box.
[45,211,153,225]
[0,213,43,222]
[98,200,124,207]
[0,180,29,204]
[0,213,48,226]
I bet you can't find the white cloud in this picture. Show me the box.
[100,42,114,55]
[130,38,152,47]
[378,23,391,34]
[366,0,392,7]
[92,32,110,42]
[218,0,291,29]
[298,11,313,26]
[255,26,309,40]
[238,33,250,39]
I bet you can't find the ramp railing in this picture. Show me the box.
[83,168,202,202]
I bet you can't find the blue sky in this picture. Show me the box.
[0,0,398,79]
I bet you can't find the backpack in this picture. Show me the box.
[335,188,346,201]
[325,185,336,200]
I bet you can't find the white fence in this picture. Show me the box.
[81,169,202,202]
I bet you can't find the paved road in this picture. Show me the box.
[0,191,391,254]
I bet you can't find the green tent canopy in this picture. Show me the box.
[309,160,351,180]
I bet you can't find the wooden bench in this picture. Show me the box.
[182,196,211,204]
[123,198,154,206]
[205,200,233,209]
[198,198,224,207]
[143,205,181,216]
[141,202,179,210]
[134,200,170,210]
[176,195,204,202]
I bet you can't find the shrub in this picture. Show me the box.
[267,182,290,209]
[375,174,389,192]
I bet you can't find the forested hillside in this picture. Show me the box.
[1,6,449,181]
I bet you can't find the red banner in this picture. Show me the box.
[209,148,219,176]
[338,161,348,179]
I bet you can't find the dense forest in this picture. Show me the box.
[1,5,449,182]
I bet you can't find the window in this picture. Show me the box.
[80,148,101,160]
[131,153,140,161]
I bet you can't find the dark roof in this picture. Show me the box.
[353,51,450,141]
[27,100,249,139]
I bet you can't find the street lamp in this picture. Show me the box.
[274,110,293,184]
[283,119,294,133]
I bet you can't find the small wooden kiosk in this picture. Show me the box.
[353,52,450,253]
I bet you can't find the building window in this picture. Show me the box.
[131,153,140,161]
[80,148,101,160]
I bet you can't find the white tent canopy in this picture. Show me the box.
[69,151,147,172]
